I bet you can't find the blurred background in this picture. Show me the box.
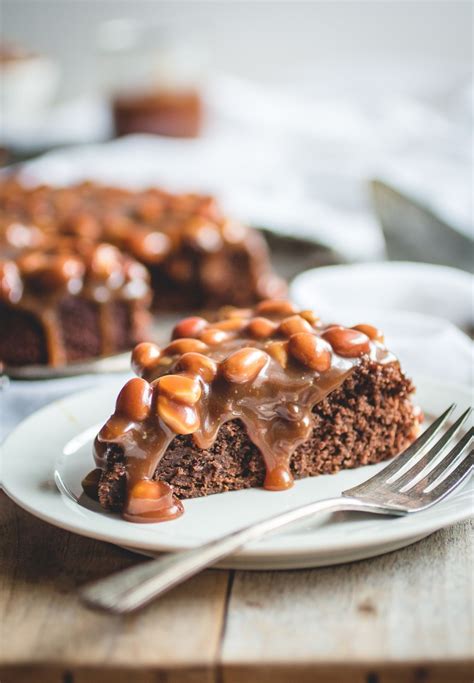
[3,1,472,99]
[1,0,472,283]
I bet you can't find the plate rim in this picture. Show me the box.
[1,374,472,562]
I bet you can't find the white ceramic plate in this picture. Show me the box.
[290,262,473,330]
[1,376,472,570]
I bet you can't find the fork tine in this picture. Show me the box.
[342,404,457,497]
[419,449,473,503]
[409,428,473,492]
[359,403,456,487]
[393,408,472,489]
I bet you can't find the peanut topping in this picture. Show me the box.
[222,307,254,320]
[63,212,101,239]
[131,342,162,375]
[177,352,218,382]
[300,310,320,326]
[115,377,152,422]
[165,338,208,355]
[221,347,269,384]
[214,317,246,332]
[288,333,332,372]
[265,340,289,368]
[157,395,200,434]
[352,324,385,343]
[256,299,297,317]
[199,328,230,345]
[126,230,171,264]
[247,316,278,339]
[322,327,370,358]
[172,316,208,340]
[279,314,313,337]
[22,253,85,291]
[158,374,202,405]
[90,244,123,280]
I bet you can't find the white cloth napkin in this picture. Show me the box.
[0,372,131,447]
[19,131,385,262]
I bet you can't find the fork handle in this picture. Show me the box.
[80,496,389,613]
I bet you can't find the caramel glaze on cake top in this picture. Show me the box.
[0,179,286,310]
[0,179,231,264]
[89,299,398,523]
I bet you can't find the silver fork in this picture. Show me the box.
[80,404,473,613]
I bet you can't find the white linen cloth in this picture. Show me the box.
[0,371,130,445]
[15,74,472,261]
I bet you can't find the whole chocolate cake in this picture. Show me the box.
[87,300,419,523]
[0,179,285,366]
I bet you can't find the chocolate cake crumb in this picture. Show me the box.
[0,302,47,366]
[59,297,102,361]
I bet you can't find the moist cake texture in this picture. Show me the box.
[87,300,419,522]
[0,179,285,367]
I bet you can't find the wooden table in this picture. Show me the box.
[0,491,472,683]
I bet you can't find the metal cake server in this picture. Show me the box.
[371,180,473,272]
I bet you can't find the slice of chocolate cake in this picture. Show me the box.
[87,300,419,522]
[0,239,150,366]
[0,179,285,367]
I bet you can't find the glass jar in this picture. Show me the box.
[97,18,206,138]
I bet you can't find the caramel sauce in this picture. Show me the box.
[98,301,117,358]
[123,480,184,523]
[91,304,397,523]
[40,308,67,366]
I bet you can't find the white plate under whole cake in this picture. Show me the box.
[1,375,472,570]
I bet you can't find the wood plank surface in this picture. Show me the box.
[0,492,229,681]
[0,489,472,683]
[220,520,473,681]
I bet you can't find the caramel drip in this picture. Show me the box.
[98,301,115,357]
[39,308,67,366]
